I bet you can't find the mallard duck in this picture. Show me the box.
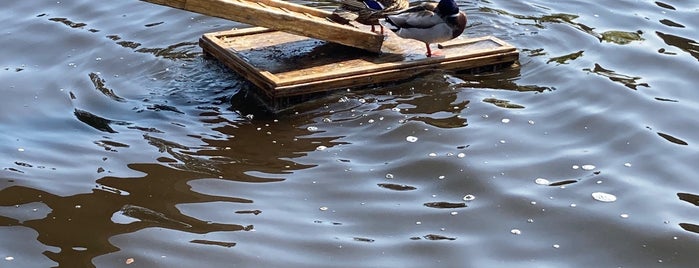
[384,0,467,57]
[330,0,409,34]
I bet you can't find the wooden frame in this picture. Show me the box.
[200,27,519,98]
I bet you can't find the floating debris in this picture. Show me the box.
[306,126,318,131]
[190,239,237,248]
[549,179,578,186]
[385,173,394,179]
[406,136,418,143]
[501,118,510,123]
[620,213,629,218]
[592,192,617,202]
[581,164,596,170]
[421,234,456,241]
[457,153,466,158]
[315,145,327,151]
[5,256,14,261]
[462,194,475,201]
[377,183,416,191]
[624,162,632,167]
[510,229,521,235]
[353,237,375,243]
[423,202,467,209]
[535,178,550,185]
[319,206,329,211]
[125,258,134,265]
[553,244,560,249]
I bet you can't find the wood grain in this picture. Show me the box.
[141,0,384,52]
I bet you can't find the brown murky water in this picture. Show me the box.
[2,0,699,267]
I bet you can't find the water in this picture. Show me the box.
[1,0,698,267]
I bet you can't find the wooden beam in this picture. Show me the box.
[141,0,384,53]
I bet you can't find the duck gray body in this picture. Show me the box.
[385,0,467,56]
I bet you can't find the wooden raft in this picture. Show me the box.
[200,27,519,98]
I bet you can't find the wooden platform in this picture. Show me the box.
[200,27,519,99]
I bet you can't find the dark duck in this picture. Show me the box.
[384,0,467,57]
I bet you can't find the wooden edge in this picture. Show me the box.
[255,0,331,18]
[272,51,519,98]
[200,34,281,95]
[486,36,517,50]
[438,36,494,48]
[141,0,186,9]
[276,43,517,86]
[205,27,276,39]
[202,32,280,83]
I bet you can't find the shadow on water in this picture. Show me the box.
[0,162,252,266]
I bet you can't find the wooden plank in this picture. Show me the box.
[200,28,519,98]
[141,0,384,53]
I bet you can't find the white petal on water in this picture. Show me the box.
[457,153,466,158]
[624,162,632,167]
[592,192,617,202]
[510,229,521,235]
[319,206,329,211]
[17,148,24,152]
[306,126,319,131]
[572,165,580,170]
[406,136,418,142]
[501,118,510,123]
[462,194,475,201]
[315,146,327,151]
[620,213,629,218]
[535,178,550,185]
[450,211,458,216]
[385,173,394,179]
[553,244,560,249]
[582,164,596,170]
[5,256,14,261]
[428,152,437,157]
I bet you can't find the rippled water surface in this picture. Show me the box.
[2,0,699,267]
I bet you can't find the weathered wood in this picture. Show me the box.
[199,27,519,99]
[141,0,384,52]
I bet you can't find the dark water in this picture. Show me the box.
[2,0,699,267]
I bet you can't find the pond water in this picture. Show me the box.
[2,0,698,267]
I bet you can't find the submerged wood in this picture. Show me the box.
[141,0,384,52]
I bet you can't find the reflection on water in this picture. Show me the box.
[2,0,699,267]
[583,63,650,90]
